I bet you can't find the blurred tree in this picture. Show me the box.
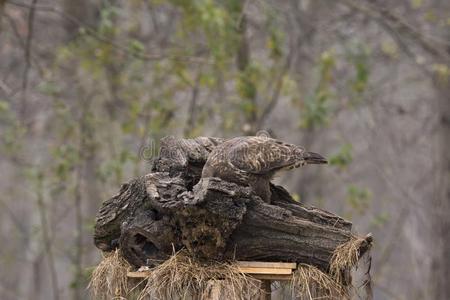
[0,0,449,299]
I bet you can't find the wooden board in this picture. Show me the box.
[252,274,292,281]
[128,271,151,278]
[128,271,293,281]
[237,267,292,275]
[128,261,296,279]
[236,261,296,269]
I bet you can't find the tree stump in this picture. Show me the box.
[94,136,371,274]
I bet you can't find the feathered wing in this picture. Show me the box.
[227,137,306,174]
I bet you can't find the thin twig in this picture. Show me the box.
[6,0,211,64]
[339,0,450,63]
[257,46,294,129]
[0,78,12,95]
[0,0,5,32]
[72,96,90,300]
[184,69,202,136]
[20,0,37,122]
[0,197,28,237]
[36,174,60,300]
[4,12,44,78]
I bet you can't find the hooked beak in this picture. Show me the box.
[303,151,328,164]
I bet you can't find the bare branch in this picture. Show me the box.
[19,0,37,122]
[340,0,450,63]
[36,175,60,300]
[6,0,211,64]
[0,0,5,32]
[0,78,12,95]
[184,70,202,137]
[257,48,294,129]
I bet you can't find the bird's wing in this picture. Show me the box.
[228,137,305,174]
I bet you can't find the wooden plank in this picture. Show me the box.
[128,271,150,278]
[237,267,292,275]
[252,274,292,281]
[236,261,296,269]
[128,270,294,279]
[127,261,297,278]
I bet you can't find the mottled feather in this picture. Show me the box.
[202,136,327,203]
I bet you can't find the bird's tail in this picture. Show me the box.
[303,151,328,164]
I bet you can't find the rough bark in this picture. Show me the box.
[430,83,450,299]
[94,136,371,272]
[0,0,5,33]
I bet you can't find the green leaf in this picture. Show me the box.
[299,50,336,129]
[346,185,372,213]
[0,100,9,112]
[370,212,390,228]
[410,0,423,9]
[346,43,371,101]
[37,81,61,96]
[129,39,145,54]
[329,143,353,168]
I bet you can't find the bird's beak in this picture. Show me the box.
[303,151,328,164]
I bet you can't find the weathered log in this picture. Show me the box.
[94,178,149,252]
[94,136,370,272]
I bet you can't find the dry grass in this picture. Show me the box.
[88,249,133,299]
[136,250,261,300]
[291,264,347,300]
[89,236,371,300]
[329,235,369,285]
[289,235,372,299]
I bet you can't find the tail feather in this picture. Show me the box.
[303,151,328,164]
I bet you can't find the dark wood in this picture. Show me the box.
[259,280,272,300]
[94,136,371,272]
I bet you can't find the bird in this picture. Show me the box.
[201,136,327,203]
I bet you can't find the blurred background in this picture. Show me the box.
[0,0,449,299]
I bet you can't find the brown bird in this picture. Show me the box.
[201,136,327,203]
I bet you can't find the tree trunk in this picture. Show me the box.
[430,83,450,299]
